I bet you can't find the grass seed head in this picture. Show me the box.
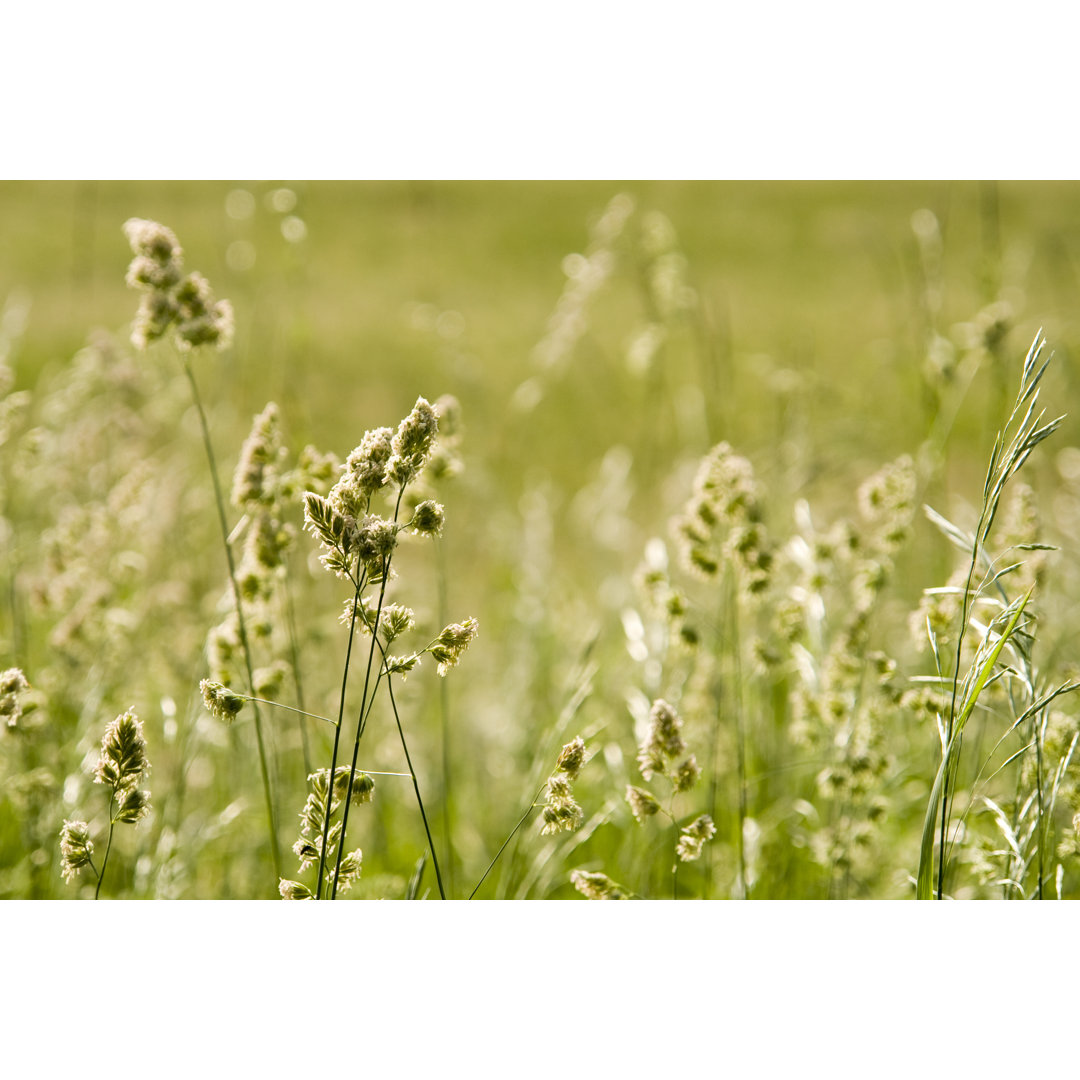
[410,499,445,536]
[279,879,314,900]
[1,668,30,728]
[570,869,630,900]
[200,679,246,723]
[555,736,587,780]
[59,819,94,882]
[387,397,439,486]
[626,784,661,823]
[676,814,717,861]
[95,709,149,791]
[430,617,479,676]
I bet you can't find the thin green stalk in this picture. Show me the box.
[94,793,115,900]
[469,783,547,899]
[385,670,446,899]
[315,579,363,900]
[331,487,406,898]
[362,626,447,896]
[182,356,281,882]
[939,531,982,900]
[671,797,679,900]
[1034,709,1045,899]
[243,697,336,726]
[435,535,455,896]
[332,568,395,897]
[731,587,749,899]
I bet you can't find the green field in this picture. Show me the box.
[4,180,1080,899]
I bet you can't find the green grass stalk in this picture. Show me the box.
[469,782,547,899]
[315,580,363,899]
[182,356,281,882]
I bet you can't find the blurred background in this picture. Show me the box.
[4,181,1080,899]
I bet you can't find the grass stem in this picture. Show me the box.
[182,355,281,883]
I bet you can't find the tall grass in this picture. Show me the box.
[2,185,1080,899]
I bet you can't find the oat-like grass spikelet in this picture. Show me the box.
[59,820,94,882]
[0,668,30,728]
[200,679,246,722]
[570,869,632,900]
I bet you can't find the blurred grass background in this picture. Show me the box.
[4,180,1080,899]
[7,181,1080,477]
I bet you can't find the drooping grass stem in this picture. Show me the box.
[181,355,281,882]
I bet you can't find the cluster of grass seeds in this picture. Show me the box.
[6,189,1080,900]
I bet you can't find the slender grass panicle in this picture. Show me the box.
[676,814,717,862]
[286,398,478,899]
[570,869,632,900]
[1,668,30,728]
[59,709,152,897]
[124,219,233,352]
[59,820,94,882]
[200,679,246,722]
[12,187,1080,903]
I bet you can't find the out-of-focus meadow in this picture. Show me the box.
[5,180,1080,899]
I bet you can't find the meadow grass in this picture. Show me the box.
[3,181,1080,899]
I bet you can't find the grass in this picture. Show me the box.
[4,180,1080,899]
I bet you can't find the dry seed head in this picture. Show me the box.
[293,836,320,871]
[231,403,282,510]
[114,787,152,824]
[380,603,416,644]
[540,800,584,835]
[570,869,629,900]
[59,819,94,882]
[857,455,916,555]
[547,774,573,801]
[1,667,30,728]
[355,514,398,572]
[334,849,363,893]
[626,784,661,823]
[350,772,376,805]
[672,755,702,793]
[131,291,180,350]
[540,774,584,835]
[95,709,149,791]
[305,491,347,550]
[174,273,234,350]
[676,814,717,862]
[123,218,182,266]
[430,617,479,676]
[279,879,314,900]
[126,253,183,292]
[555,736,587,780]
[638,698,686,778]
[410,499,445,537]
[343,426,394,502]
[385,653,422,678]
[200,679,246,722]
[387,397,439,486]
